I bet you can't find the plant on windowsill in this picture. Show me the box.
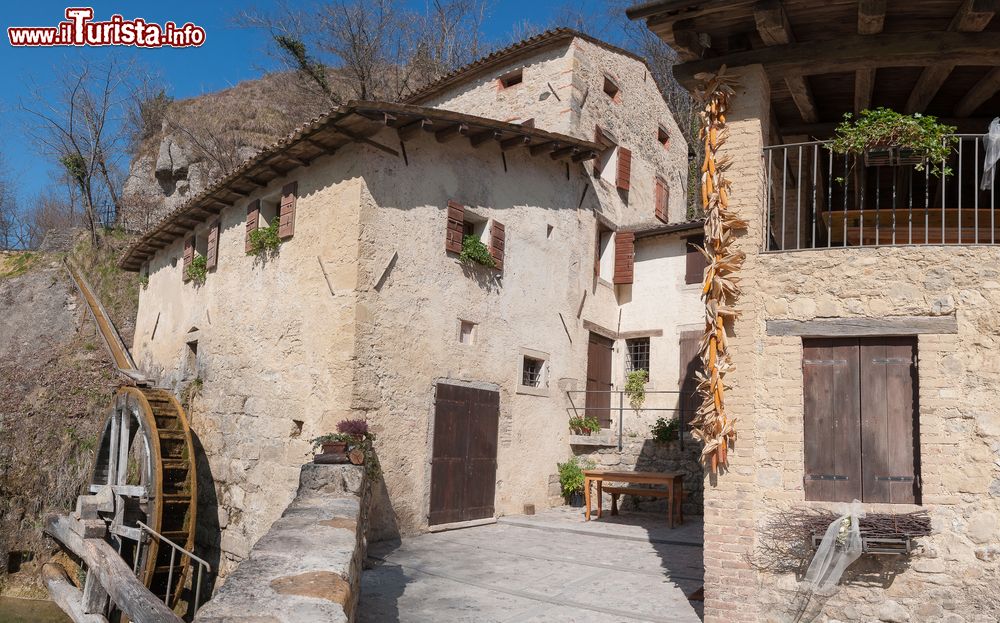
[139,275,149,290]
[650,416,679,444]
[247,220,281,257]
[829,108,957,176]
[557,456,596,507]
[311,419,382,480]
[185,255,208,285]
[568,415,601,436]
[624,369,648,411]
[459,234,496,268]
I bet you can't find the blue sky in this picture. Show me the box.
[0,1,624,208]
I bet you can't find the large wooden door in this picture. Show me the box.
[585,332,614,427]
[802,337,919,504]
[429,383,499,526]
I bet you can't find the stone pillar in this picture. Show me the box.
[701,64,770,623]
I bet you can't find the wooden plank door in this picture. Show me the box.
[678,330,702,423]
[860,337,919,504]
[802,339,863,502]
[429,383,499,526]
[585,332,614,427]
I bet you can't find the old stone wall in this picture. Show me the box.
[195,463,372,623]
[704,65,1000,623]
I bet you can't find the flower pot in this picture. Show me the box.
[895,148,925,167]
[568,492,584,507]
[314,441,350,464]
[864,145,895,168]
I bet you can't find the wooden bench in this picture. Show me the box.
[584,470,684,528]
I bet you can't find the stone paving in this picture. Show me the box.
[359,508,704,622]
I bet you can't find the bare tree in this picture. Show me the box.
[0,153,20,249]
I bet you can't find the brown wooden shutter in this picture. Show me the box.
[245,200,260,253]
[206,220,219,270]
[860,337,919,504]
[279,181,297,239]
[616,147,632,191]
[182,236,194,282]
[685,235,708,285]
[655,177,669,223]
[446,201,465,253]
[678,330,702,422]
[802,339,863,503]
[613,231,634,285]
[489,220,505,271]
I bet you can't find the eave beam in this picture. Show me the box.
[753,1,818,124]
[854,0,886,112]
[955,67,1000,117]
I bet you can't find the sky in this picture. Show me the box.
[0,1,626,210]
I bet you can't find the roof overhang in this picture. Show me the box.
[630,219,704,240]
[120,101,600,271]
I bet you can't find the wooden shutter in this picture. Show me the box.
[206,220,219,270]
[616,147,632,191]
[860,337,919,504]
[446,201,464,253]
[245,200,260,253]
[678,330,702,420]
[802,339,863,503]
[278,181,297,240]
[489,220,505,271]
[613,231,634,285]
[685,235,708,285]
[655,177,669,223]
[182,236,194,281]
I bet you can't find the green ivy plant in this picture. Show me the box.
[138,275,149,290]
[185,255,208,285]
[830,108,958,177]
[459,234,496,268]
[568,415,601,435]
[247,220,281,257]
[650,417,679,443]
[625,369,649,411]
[557,456,596,498]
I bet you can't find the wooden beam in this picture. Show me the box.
[674,31,1000,87]
[396,118,431,142]
[42,563,108,623]
[956,66,1000,116]
[551,145,578,160]
[435,123,468,143]
[854,0,885,112]
[753,1,818,123]
[500,135,531,151]
[529,141,557,156]
[767,315,957,337]
[571,150,597,162]
[671,20,707,61]
[906,0,996,113]
[470,129,501,147]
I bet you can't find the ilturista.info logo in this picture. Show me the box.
[8,7,206,47]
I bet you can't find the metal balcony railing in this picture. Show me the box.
[565,389,696,451]
[765,135,998,251]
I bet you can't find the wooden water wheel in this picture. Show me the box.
[90,386,197,608]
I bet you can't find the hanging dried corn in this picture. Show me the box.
[689,68,748,474]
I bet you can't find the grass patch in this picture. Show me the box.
[0,253,41,280]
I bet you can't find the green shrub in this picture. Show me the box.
[557,456,596,497]
[185,255,208,285]
[625,369,648,411]
[651,417,679,443]
[138,275,149,290]
[830,108,958,177]
[459,234,495,268]
[247,220,281,256]
[568,415,600,434]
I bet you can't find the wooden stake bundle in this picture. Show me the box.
[690,67,748,473]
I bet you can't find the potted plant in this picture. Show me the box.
[568,415,600,435]
[312,419,375,465]
[830,108,958,176]
[459,235,496,268]
[624,369,648,412]
[650,416,679,444]
[557,456,596,507]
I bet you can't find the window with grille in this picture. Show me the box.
[626,338,650,374]
[521,356,544,387]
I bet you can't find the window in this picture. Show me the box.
[596,226,614,282]
[603,75,620,101]
[802,337,920,504]
[459,320,476,345]
[499,68,523,89]
[517,348,549,396]
[445,201,505,271]
[626,338,650,374]
[259,196,280,229]
[522,357,543,387]
[685,235,708,285]
[658,125,670,149]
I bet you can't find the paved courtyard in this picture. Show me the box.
[359,508,704,622]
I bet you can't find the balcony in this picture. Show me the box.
[765,135,999,251]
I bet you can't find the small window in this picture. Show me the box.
[462,211,488,243]
[522,356,543,387]
[658,126,670,149]
[626,338,650,374]
[459,320,476,345]
[603,76,620,101]
[195,231,208,259]
[184,339,198,380]
[259,197,280,228]
[597,228,614,282]
[499,68,523,89]
[685,235,708,285]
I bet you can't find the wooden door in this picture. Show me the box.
[429,383,499,526]
[678,330,702,424]
[585,332,614,427]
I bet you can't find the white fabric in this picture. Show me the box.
[983,118,1000,191]
[803,500,865,595]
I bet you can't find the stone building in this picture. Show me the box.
[630,1,1000,621]
[119,30,700,577]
